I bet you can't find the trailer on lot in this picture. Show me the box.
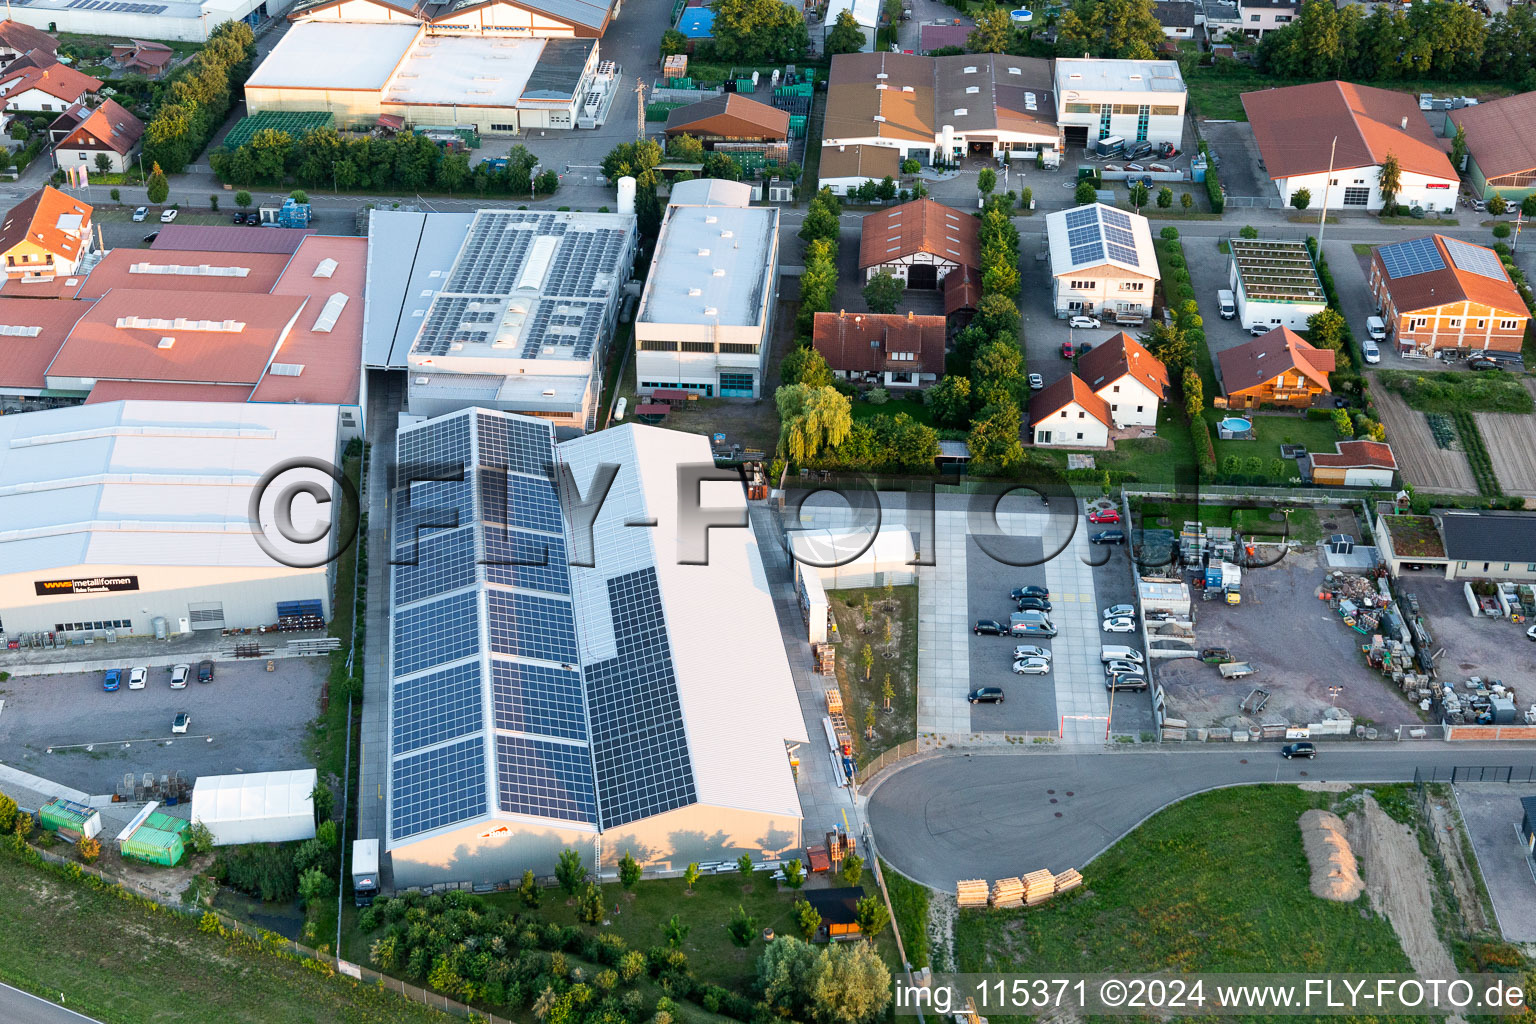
[1240,688,1270,714]
[1218,661,1255,679]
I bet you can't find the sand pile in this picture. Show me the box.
[1299,809,1364,901]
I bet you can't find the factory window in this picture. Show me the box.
[1150,105,1179,116]
[1448,318,1462,328]
[640,340,678,351]
[719,342,759,354]
[1121,282,1144,292]
[680,341,715,352]
[490,123,516,131]
[1070,280,1096,290]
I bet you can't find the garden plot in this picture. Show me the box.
[1372,387,1475,493]
[1474,410,1536,496]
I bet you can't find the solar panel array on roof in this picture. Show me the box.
[1441,237,1507,281]
[495,735,598,823]
[492,662,588,739]
[393,662,483,755]
[391,737,487,840]
[1379,236,1446,279]
[1061,205,1139,270]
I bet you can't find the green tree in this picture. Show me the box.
[683,862,702,892]
[760,939,892,1024]
[840,851,865,885]
[518,868,542,907]
[1242,456,1263,476]
[862,270,904,313]
[667,132,706,163]
[799,190,842,246]
[109,187,120,203]
[1074,179,1098,205]
[619,850,642,890]
[146,162,169,204]
[972,336,1024,407]
[882,673,895,711]
[1450,122,1468,171]
[186,819,214,855]
[776,384,853,463]
[712,0,811,62]
[288,189,308,204]
[311,781,334,824]
[826,9,867,54]
[781,345,835,388]
[726,904,759,947]
[1239,224,1259,239]
[1055,0,1164,58]
[1128,182,1150,210]
[968,400,1024,472]
[297,867,335,907]
[601,138,663,183]
[1378,153,1402,214]
[0,793,16,833]
[1523,194,1536,218]
[864,703,876,738]
[1156,185,1173,209]
[1332,407,1355,438]
[794,898,822,939]
[1306,307,1347,353]
[577,881,604,924]
[1180,191,1194,210]
[759,937,821,1019]
[782,858,806,889]
[93,152,112,175]
[663,913,690,947]
[923,375,972,427]
[556,847,586,896]
[858,642,873,681]
[1493,222,1511,239]
[1144,321,1193,371]
[1290,187,1312,211]
[967,4,1014,52]
[1268,458,1287,480]
[234,189,252,209]
[660,28,689,56]
[900,158,920,175]
[1488,193,1508,216]
[854,894,889,938]
[1020,185,1033,209]
[435,152,470,193]
[977,166,997,197]
[738,853,755,881]
[1182,366,1203,416]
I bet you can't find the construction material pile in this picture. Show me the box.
[959,869,1087,909]
[957,879,989,908]
[1321,571,1389,607]
[1053,868,1083,894]
[1299,809,1363,902]
[991,877,1023,908]
[1024,869,1056,906]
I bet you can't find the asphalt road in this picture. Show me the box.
[867,744,1536,888]
[0,984,102,1024]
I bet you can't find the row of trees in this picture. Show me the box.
[710,0,810,63]
[966,0,1166,60]
[211,128,559,197]
[143,20,256,173]
[1257,0,1536,87]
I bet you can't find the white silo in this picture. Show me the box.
[617,175,637,216]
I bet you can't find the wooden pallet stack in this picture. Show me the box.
[956,879,989,908]
[989,877,1023,909]
[1053,868,1083,895]
[1023,869,1056,906]
[813,643,836,675]
[825,689,852,754]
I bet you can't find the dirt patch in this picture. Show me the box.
[1349,796,1462,985]
[1299,781,1353,793]
[1475,408,1536,497]
[1299,809,1364,901]
[1426,797,1488,934]
[1372,386,1476,493]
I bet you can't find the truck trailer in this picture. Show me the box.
[352,838,379,907]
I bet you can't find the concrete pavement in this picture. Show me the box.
[0,984,103,1024]
[866,743,1536,888]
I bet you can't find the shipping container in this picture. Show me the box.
[120,811,188,867]
[39,798,101,839]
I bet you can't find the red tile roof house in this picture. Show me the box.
[812,309,946,390]
[111,40,175,76]
[0,60,100,113]
[1242,81,1458,214]
[50,98,144,173]
[1075,331,1168,429]
[1029,373,1113,448]
[0,20,56,68]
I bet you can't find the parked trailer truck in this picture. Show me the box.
[352,838,379,907]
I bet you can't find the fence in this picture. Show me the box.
[1416,765,1536,785]
[16,842,512,1023]
[859,739,924,785]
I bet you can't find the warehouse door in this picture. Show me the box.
[908,265,938,289]
[187,602,226,630]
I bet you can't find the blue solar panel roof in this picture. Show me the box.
[484,528,572,594]
[394,527,478,606]
[492,661,588,740]
[391,737,487,841]
[487,591,579,663]
[1379,236,1446,279]
[393,661,483,754]
[393,589,480,677]
[495,735,598,823]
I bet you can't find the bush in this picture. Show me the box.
[214,843,299,902]
[1160,226,1179,240]
[1493,223,1511,239]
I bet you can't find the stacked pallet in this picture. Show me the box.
[1053,868,1083,895]
[956,879,989,908]
[990,877,1023,908]
[1023,869,1055,906]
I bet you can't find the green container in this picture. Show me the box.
[39,798,98,837]
[735,79,754,93]
[121,812,188,867]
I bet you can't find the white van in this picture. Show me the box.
[1101,645,1145,664]
[1361,337,1381,364]
[1011,610,1057,637]
[1365,316,1387,342]
[1217,289,1236,320]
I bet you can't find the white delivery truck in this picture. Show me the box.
[352,838,379,907]
[1217,289,1236,319]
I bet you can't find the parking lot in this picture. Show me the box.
[1451,783,1536,942]
[0,658,327,795]
[1154,547,1425,731]
[1403,575,1536,688]
[1198,121,1269,202]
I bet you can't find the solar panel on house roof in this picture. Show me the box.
[390,737,487,841]
[495,735,598,824]
[1065,207,1098,229]
[1441,237,1507,280]
[392,662,483,755]
[1101,208,1133,231]
[1107,243,1140,267]
[393,527,477,605]
[1379,236,1446,279]
[1071,242,1105,265]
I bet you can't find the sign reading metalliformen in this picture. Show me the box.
[33,576,141,597]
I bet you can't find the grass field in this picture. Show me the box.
[1137,501,1327,543]
[851,394,936,426]
[1028,404,1198,486]
[1185,64,1516,121]
[956,787,1413,1001]
[881,860,931,969]
[0,848,450,1024]
[1208,412,1340,482]
[1377,369,1533,415]
[828,586,919,766]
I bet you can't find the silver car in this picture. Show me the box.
[1102,616,1137,633]
[1012,657,1051,675]
[1104,659,1144,677]
[1102,604,1135,619]
[170,664,190,689]
[1012,645,1051,661]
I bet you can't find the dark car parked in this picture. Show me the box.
[1016,596,1052,612]
[1010,586,1049,600]
[967,687,1005,704]
[197,659,215,683]
[1104,674,1149,692]
[974,620,1009,636]
[1282,742,1316,759]
[1090,529,1127,545]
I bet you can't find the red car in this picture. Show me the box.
[1087,508,1121,524]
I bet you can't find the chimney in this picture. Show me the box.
[1400,116,1408,130]
[907,310,914,321]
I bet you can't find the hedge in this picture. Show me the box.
[1200,140,1224,214]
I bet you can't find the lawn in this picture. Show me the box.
[955,787,1413,989]
[1135,501,1328,544]
[1377,368,1533,415]
[1185,63,1516,121]
[1207,411,1341,482]
[1026,404,1198,487]
[0,847,451,1024]
[828,585,919,767]
[850,393,936,426]
[881,859,931,969]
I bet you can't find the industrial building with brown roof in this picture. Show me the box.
[75,248,291,300]
[0,295,92,392]
[812,309,947,385]
[858,198,978,286]
[1446,91,1536,199]
[817,144,900,195]
[663,93,789,143]
[251,236,366,408]
[151,224,316,254]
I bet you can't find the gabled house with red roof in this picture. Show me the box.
[1216,326,1334,410]
[51,98,143,173]
[1028,372,1112,447]
[0,60,99,112]
[1075,331,1168,428]
[0,20,56,67]
[0,185,92,281]
[1242,81,1458,214]
[1369,234,1529,359]
[1304,440,1397,488]
[858,198,978,290]
[811,309,947,390]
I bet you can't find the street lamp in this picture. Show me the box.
[1328,685,1343,706]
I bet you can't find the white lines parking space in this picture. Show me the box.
[1037,513,1112,740]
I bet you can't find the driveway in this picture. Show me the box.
[1199,120,1269,202]
[1452,783,1536,942]
[867,744,1536,887]
[0,659,327,795]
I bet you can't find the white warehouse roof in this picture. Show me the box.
[247,22,421,91]
[639,193,777,328]
[0,400,341,576]
[191,769,318,845]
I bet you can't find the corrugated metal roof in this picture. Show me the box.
[151,224,315,255]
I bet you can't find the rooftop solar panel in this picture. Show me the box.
[478,411,556,477]
[393,474,475,561]
[393,661,483,754]
[484,528,572,594]
[393,527,478,605]
[487,590,578,664]
[391,737,487,841]
[1101,208,1133,231]
[495,735,598,824]
[1379,236,1446,279]
[1441,237,1507,281]
[1070,242,1105,266]
[1064,207,1098,229]
[492,661,588,740]
[393,590,480,676]
[1106,243,1141,267]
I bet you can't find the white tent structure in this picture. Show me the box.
[191,769,318,846]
